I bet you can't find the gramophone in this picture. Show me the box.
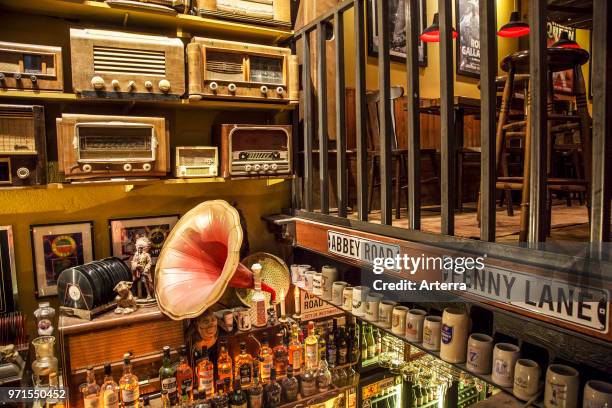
[155,200,276,320]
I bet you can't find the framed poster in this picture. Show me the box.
[547,21,577,94]
[367,0,428,66]
[31,221,94,297]
[0,226,17,313]
[456,0,480,78]
[109,215,179,268]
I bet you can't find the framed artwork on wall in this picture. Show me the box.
[456,0,481,78]
[31,221,94,297]
[367,0,428,66]
[547,20,577,94]
[0,226,18,313]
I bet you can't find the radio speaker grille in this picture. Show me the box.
[93,46,166,76]
[0,108,36,154]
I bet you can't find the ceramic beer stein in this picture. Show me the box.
[341,286,354,311]
[378,300,397,328]
[331,281,348,305]
[312,272,323,296]
[405,309,427,342]
[492,343,521,388]
[440,307,469,363]
[365,293,383,322]
[352,286,369,316]
[466,333,494,375]
[297,265,312,288]
[513,359,541,401]
[321,265,338,301]
[422,316,442,351]
[391,306,409,336]
[583,380,612,408]
[545,364,580,408]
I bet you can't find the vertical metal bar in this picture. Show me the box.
[355,0,368,221]
[406,0,421,230]
[377,0,392,225]
[479,0,497,242]
[290,39,302,213]
[302,33,314,212]
[335,11,348,218]
[590,0,612,245]
[527,0,547,244]
[439,0,455,235]
[317,22,329,215]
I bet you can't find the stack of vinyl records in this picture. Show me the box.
[57,257,131,311]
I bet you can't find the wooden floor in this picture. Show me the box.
[345,202,590,242]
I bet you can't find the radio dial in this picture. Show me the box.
[271,163,278,170]
[239,152,248,160]
[228,83,237,92]
[0,73,5,81]
[272,152,281,160]
[263,164,270,171]
[91,76,105,90]
[254,164,261,172]
[158,79,171,92]
[245,164,252,172]
[127,81,136,91]
[260,85,268,95]
[82,164,93,173]
[209,82,219,92]
[14,73,22,81]
[145,81,153,90]
[16,167,30,179]
[142,163,152,171]
[123,163,133,172]
[30,75,37,83]
[111,80,120,89]
[276,87,284,96]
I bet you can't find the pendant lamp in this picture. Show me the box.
[420,13,458,43]
[497,11,530,38]
[551,31,581,49]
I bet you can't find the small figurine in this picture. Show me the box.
[130,236,155,304]
[267,305,278,326]
[114,281,138,314]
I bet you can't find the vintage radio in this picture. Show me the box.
[70,28,185,99]
[187,37,298,103]
[56,114,169,180]
[0,105,46,186]
[0,41,63,92]
[175,146,218,177]
[195,0,291,28]
[215,124,292,178]
[103,0,190,14]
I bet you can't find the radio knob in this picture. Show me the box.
[0,73,5,81]
[142,163,152,171]
[239,152,248,160]
[127,81,136,91]
[272,151,281,159]
[228,83,237,92]
[263,164,270,171]
[276,86,285,96]
[14,73,22,81]
[209,82,218,92]
[91,76,105,90]
[30,75,37,83]
[260,85,268,95]
[145,81,153,90]
[82,164,92,173]
[271,163,278,170]
[111,79,120,89]
[16,167,30,179]
[254,164,261,172]
[245,164,252,172]
[158,79,171,93]
[123,163,133,172]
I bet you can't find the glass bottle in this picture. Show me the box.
[31,336,58,386]
[234,342,254,388]
[317,327,327,362]
[82,367,100,408]
[415,384,423,406]
[336,367,348,387]
[258,335,273,383]
[280,366,298,403]
[350,319,360,363]
[287,324,303,374]
[315,357,331,392]
[374,328,382,355]
[212,382,229,408]
[251,264,267,328]
[326,332,337,367]
[330,365,340,387]
[229,380,247,408]
[176,345,194,403]
[159,346,179,406]
[196,348,215,400]
[337,328,348,366]
[100,363,119,408]
[119,354,139,407]
[272,332,288,378]
[361,325,368,361]
[346,366,359,386]
[247,366,263,408]
[262,368,281,408]
[217,341,233,387]
[34,302,55,336]
[304,321,318,370]
[366,325,375,358]
[299,366,317,397]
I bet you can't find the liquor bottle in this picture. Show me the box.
[196,348,215,399]
[346,365,358,386]
[415,384,423,406]
[217,341,233,387]
[350,320,360,363]
[304,321,318,370]
[234,342,254,388]
[272,332,288,378]
[316,327,327,362]
[229,380,247,408]
[247,366,263,408]
[361,325,368,361]
[299,366,317,397]
[82,366,100,408]
[315,357,331,392]
[365,325,375,358]
[410,384,418,407]
[336,367,348,387]
[100,363,119,408]
[212,382,229,408]
[422,385,430,404]
[287,324,302,374]
[374,328,382,355]
[119,354,139,407]
[326,332,337,366]
[176,345,194,403]
[258,335,273,383]
[280,366,298,403]
[251,264,267,328]
[263,368,282,408]
[337,328,348,365]
[159,346,178,406]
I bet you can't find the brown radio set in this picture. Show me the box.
[0,41,63,92]
[0,105,47,186]
[214,124,292,178]
[69,28,185,99]
[195,0,291,28]
[56,114,169,180]
[187,37,298,103]
[175,146,218,178]
[102,0,190,14]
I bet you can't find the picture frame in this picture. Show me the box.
[0,226,18,313]
[109,215,179,269]
[367,0,428,66]
[455,0,481,78]
[547,20,577,94]
[31,221,94,298]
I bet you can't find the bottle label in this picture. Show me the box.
[84,395,99,408]
[248,393,263,408]
[301,380,317,396]
[266,388,281,405]
[261,360,272,379]
[305,344,317,369]
[327,349,336,365]
[441,324,453,344]
[239,364,252,385]
[254,300,267,326]
[180,378,193,400]
[102,390,119,408]
[121,389,138,406]
[338,348,347,364]
[198,370,214,396]
[219,366,232,379]
[161,377,177,393]
[291,350,302,368]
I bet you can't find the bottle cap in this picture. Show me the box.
[163,345,170,353]
[104,363,111,375]
[179,345,187,355]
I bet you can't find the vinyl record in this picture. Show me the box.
[81,262,104,308]
[57,267,96,310]
[95,261,115,304]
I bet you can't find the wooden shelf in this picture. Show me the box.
[0,90,297,111]
[0,0,293,44]
[277,383,355,408]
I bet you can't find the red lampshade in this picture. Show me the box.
[419,13,458,43]
[497,11,530,38]
[552,31,581,49]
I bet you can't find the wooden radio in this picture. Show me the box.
[214,124,292,178]
[56,114,169,180]
[70,28,185,99]
[187,37,298,103]
[0,41,63,92]
[174,146,218,178]
[0,105,47,186]
[103,0,190,14]
[195,0,291,28]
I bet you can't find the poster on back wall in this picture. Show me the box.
[547,21,577,93]
[456,0,480,77]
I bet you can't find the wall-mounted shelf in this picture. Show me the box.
[0,0,293,44]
